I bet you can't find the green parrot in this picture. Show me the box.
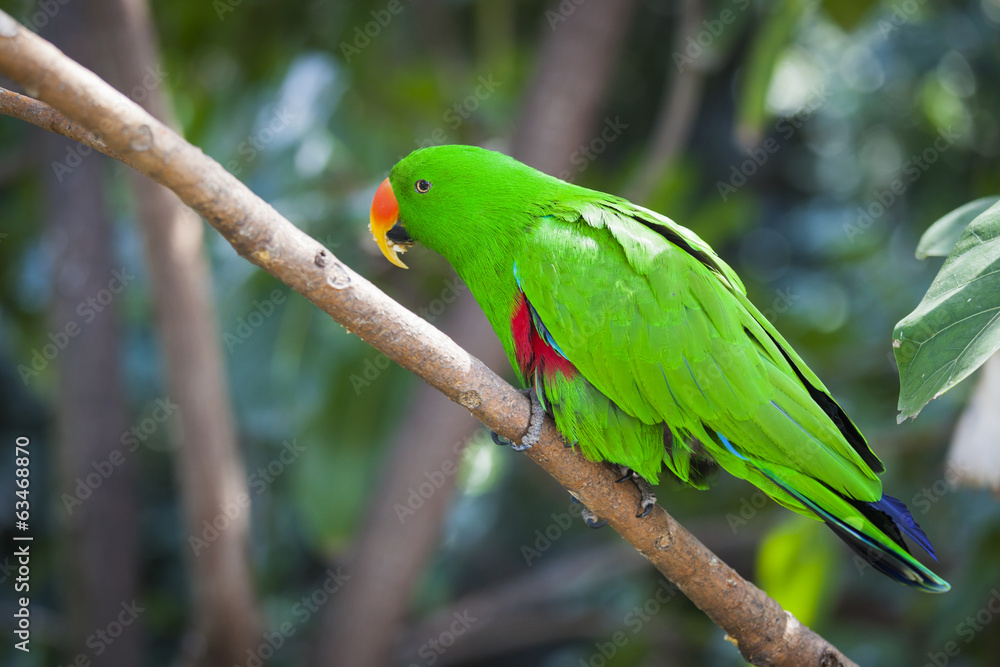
[369,144,949,593]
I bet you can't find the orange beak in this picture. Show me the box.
[369,178,408,269]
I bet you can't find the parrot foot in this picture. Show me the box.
[489,388,545,451]
[571,495,608,528]
[511,387,544,452]
[613,465,657,518]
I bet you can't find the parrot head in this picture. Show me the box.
[369,145,555,269]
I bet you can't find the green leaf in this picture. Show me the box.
[757,516,834,627]
[916,196,1000,260]
[894,199,1000,420]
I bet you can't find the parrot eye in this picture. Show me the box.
[414,179,432,194]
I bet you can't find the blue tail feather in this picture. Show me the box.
[865,493,936,560]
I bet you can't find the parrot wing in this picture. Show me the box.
[514,195,883,503]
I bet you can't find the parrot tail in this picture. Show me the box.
[762,472,950,593]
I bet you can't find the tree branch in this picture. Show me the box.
[0,12,856,666]
[0,86,126,164]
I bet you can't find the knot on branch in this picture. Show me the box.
[458,390,481,410]
[130,124,152,151]
[325,261,350,289]
[654,531,673,551]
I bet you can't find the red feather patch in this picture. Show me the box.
[511,292,576,381]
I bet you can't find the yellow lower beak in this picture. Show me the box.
[369,178,408,269]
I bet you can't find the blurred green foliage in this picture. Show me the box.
[2,0,1000,665]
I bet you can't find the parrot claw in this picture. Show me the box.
[581,506,608,529]
[635,478,657,518]
[490,430,512,447]
[637,498,656,519]
[613,465,657,519]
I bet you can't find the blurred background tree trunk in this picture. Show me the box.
[510,0,637,176]
[44,6,141,665]
[625,0,707,203]
[83,0,264,664]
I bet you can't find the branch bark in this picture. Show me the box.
[0,13,856,667]
[0,87,126,163]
